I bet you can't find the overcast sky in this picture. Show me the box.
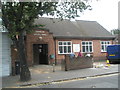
[76,0,120,32]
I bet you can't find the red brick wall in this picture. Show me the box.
[93,40,102,60]
[55,39,113,64]
[11,28,114,67]
[26,29,55,66]
[25,30,114,65]
[55,39,69,64]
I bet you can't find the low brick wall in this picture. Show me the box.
[61,55,93,71]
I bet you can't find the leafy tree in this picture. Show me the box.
[111,29,120,35]
[2,1,91,81]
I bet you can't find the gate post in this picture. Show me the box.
[65,55,70,71]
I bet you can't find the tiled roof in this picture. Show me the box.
[34,17,115,39]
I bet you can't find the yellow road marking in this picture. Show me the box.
[5,73,119,88]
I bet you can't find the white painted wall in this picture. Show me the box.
[0,32,11,77]
[0,32,2,77]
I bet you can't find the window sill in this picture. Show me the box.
[82,52,93,53]
[58,53,72,55]
[101,51,107,53]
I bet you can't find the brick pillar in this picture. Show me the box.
[65,55,70,71]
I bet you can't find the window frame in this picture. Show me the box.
[100,41,111,52]
[58,41,72,54]
[81,41,93,53]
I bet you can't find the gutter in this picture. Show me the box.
[19,72,119,88]
[54,36,116,40]
[54,37,57,65]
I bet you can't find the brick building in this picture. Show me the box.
[25,17,115,66]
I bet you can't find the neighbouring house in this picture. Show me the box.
[0,9,11,77]
[23,17,115,66]
[113,34,120,44]
[0,23,12,77]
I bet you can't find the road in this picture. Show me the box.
[30,73,119,88]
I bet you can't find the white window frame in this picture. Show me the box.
[81,41,93,53]
[58,41,72,54]
[100,41,111,52]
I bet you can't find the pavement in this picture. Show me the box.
[2,62,119,88]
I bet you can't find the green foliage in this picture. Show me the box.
[2,2,91,38]
[1,1,91,81]
[2,2,40,37]
[2,1,91,40]
[2,2,58,38]
[111,29,120,35]
[55,2,91,19]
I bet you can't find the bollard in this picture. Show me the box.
[53,63,55,72]
[106,60,110,67]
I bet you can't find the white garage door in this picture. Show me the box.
[0,32,11,77]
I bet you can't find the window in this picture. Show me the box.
[101,41,110,52]
[58,41,72,54]
[82,41,93,53]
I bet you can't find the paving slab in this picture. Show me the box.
[2,63,119,88]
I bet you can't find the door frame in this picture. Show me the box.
[32,42,49,65]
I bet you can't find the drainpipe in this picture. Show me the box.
[54,37,57,65]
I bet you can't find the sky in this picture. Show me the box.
[76,0,120,32]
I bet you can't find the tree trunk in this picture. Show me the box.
[17,31,31,81]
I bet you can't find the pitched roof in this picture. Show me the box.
[34,17,115,39]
